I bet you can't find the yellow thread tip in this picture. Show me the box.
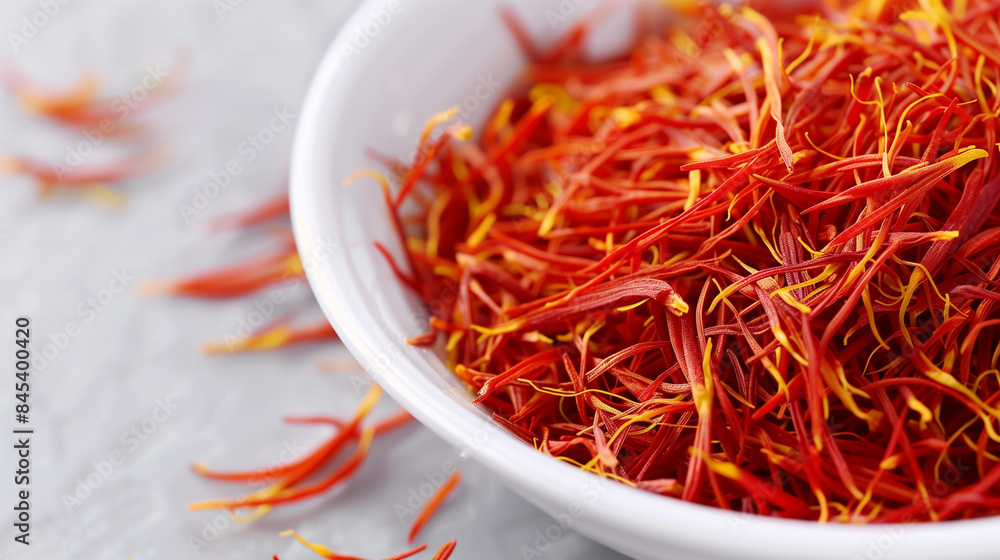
[137,280,175,297]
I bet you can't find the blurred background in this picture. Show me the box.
[0,1,626,558]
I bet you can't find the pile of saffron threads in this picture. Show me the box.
[365,0,1000,522]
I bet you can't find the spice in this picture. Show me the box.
[1,58,186,130]
[407,470,461,543]
[189,385,410,519]
[201,320,338,354]
[152,193,337,353]
[1,61,181,204]
[430,540,457,560]
[143,239,303,299]
[209,192,290,231]
[373,0,1000,522]
[0,151,168,203]
[279,529,427,560]
[150,187,341,355]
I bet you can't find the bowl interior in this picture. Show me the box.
[290,1,1000,558]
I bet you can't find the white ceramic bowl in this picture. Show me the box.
[290,1,1000,557]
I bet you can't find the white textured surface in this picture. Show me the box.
[0,1,625,559]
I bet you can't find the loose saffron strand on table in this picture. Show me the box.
[407,470,462,543]
[280,529,427,560]
[188,385,390,516]
[201,320,338,354]
[430,540,458,560]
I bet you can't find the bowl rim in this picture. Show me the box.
[290,0,1000,557]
